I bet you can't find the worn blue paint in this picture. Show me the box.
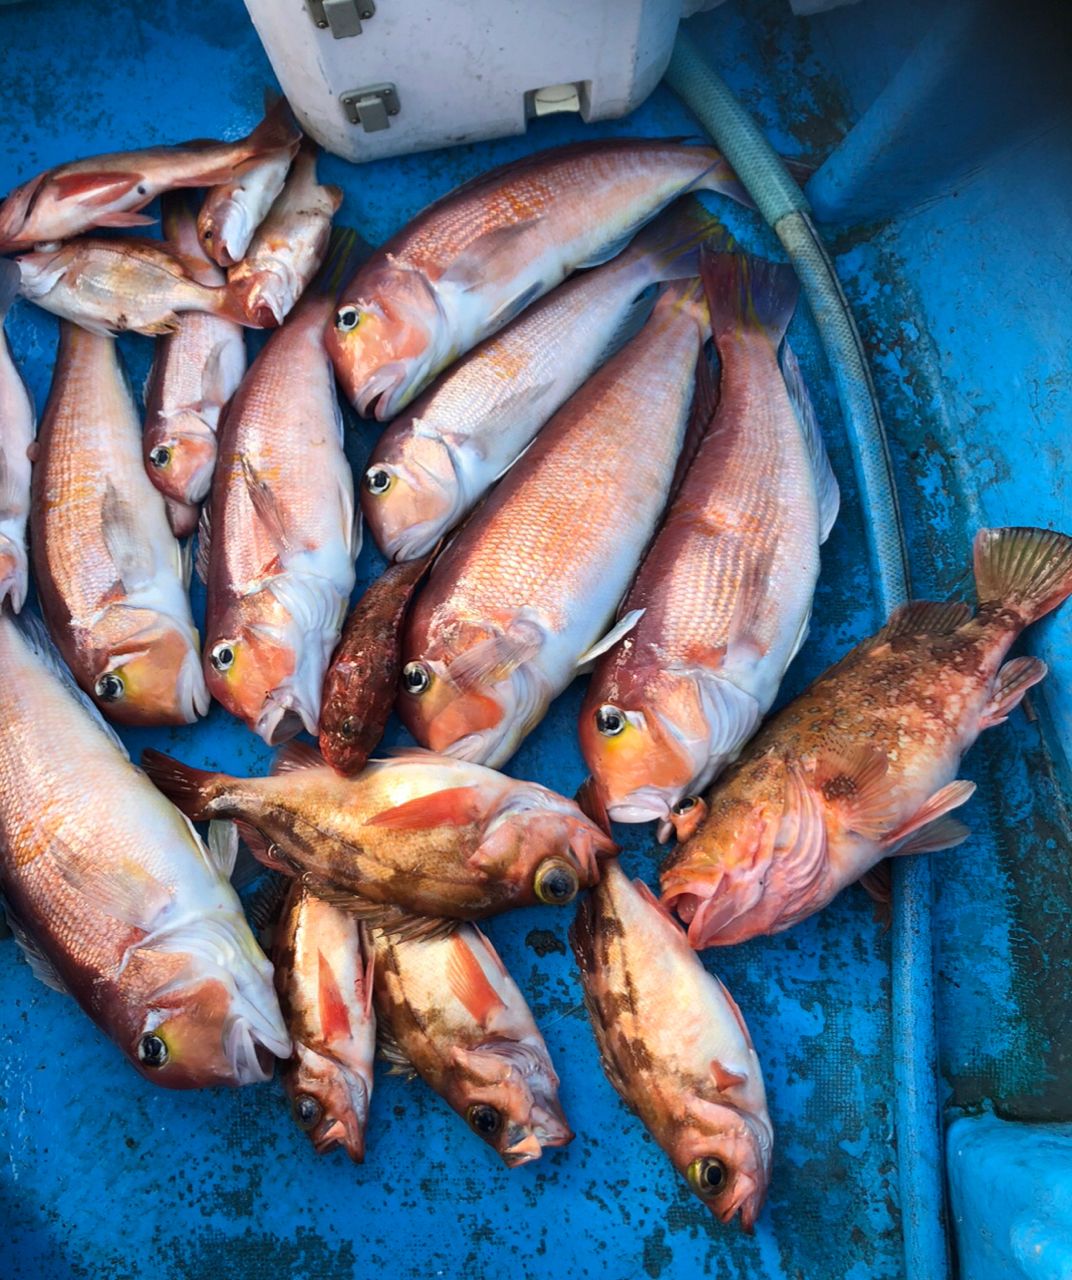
[0,1,1069,1278]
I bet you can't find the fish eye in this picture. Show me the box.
[673,796,700,815]
[364,466,394,496]
[534,859,579,906]
[148,445,172,469]
[293,1094,324,1131]
[95,671,125,703]
[687,1156,728,1198]
[210,641,236,672]
[466,1103,503,1137]
[137,1032,169,1068]
[336,305,362,332]
[595,704,626,737]
[340,715,360,740]
[402,661,431,695]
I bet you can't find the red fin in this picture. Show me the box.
[882,780,976,851]
[241,455,290,553]
[858,863,892,929]
[715,978,756,1051]
[446,932,506,1029]
[980,656,1047,729]
[50,170,141,205]
[812,744,895,840]
[710,1059,747,1092]
[361,948,375,1020]
[448,627,541,690]
[973,527,1072,625]
[95,210,157,229]
[575,776,611,837]
[701,246,798,345]
[633,877,680,926]
[271,741,326,775]
[140,748,218,820]
[317,950,353,1042]
[893,815,971,857]
[366,785,486,831]
[236,820,294,873]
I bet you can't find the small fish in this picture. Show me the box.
[319,552,436,775]
[15,235,257,337]
[31,322,207,725]
[0,613,290,1087]
[580,249,839,840]
[200,229,362,743]
[660,526,1072,947]
[0,97,301,252]
[141,743,616,930]
[0,260,35,612]
[198,101,303,268]
[571,860,772,1229]
[143,193,247,531]
[399,278,710,769]
[326,137,750,420]
[274,883,375,1160]
[228,139,343,327]
[370,921,572,1166]
[361,198,720,562]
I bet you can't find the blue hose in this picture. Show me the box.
[665,31,947,1280]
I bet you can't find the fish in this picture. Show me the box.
[14,235,258,337]
[325,137,750,420]
[273,883,375,1160]
[0,97,301,252]
[0,260,35,612]
[361,198,721,562]
[0,613,290,1087]
[370,921,572,1166]
[571,860,772,1229]
[140,743,617,930]
[199,228,362,744]
[142,193,247,535]
[30,322,208,725]
[319,551,436,775]
[398,278,710,769]
[579,249,840,841]
[660,526,1072,948]
[228,139,343,328]
[198,101,303,268]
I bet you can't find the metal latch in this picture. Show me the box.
[307,0,374,38]
[341,83,400,132]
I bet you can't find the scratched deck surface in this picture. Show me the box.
[1,2,1069,1278]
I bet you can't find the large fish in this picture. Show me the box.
[580,250,839,841]
[326,138,749,420]
[31,322,207,725]
[370,921,572,1166]
[660,526,1072,948]
[399,279,709,769]
[0,260,35,612]
[142,193,247,537]
[274,883,375,1161]
[571,861,772,1229]
[200,229,361,743]
[141,743,616,930]
[0,614,289,1087]
[228,139,343,328]
[0,98,300,252]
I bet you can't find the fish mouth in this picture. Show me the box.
[502,1132,544,1167]
[255,699,306,746]
[355,364,410,420]
[223,1015,282,1085]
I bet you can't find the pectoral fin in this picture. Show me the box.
[365,785,486,831]
[446,931,506,1028]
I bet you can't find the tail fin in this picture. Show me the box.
[245,94,302,158]
[0,536,28,614]
[690,148,756,211]
[0,258,19,320]
[973,527,1072,626]
[311,226,371,300]
[700,247,798,348]
[624,196,730,285]
[161,192,219,284]
[652,277,710,339]
[141,748,222,819]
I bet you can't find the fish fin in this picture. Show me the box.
[576,609,646,669]
[245,94,303,158]
[784,609,811,669]
[892,814,971,857]
[624,195,729,283]
[776,760,831,894]
[377,1021,418,1077]
[194,501,212,584]
[666,348,719,502]
[714,977,757,1051]
[201,339,238,406]
[689,148,756,209]
[317,950,353,1042]
[310,226,370,299]
[446,931,507,1029]
[448,622,543,690]
[361,946,376,1020]
[101,481,157,591]
[701,247,798,347]
[980,655,1048,729]
[633,876,680,926]
[574,224,645,271]
[710,1059,748,1092]
[271,740,326,775]
[809,744,896,840]
[439,221,543,293]
[4,905,70,995]
[857,862,892,928]
[139,748,219,821]
[366,785,486,831]
[241,455,290,553]
[780,342,839,543]
[882,780,976,852]
[974,526,1072,625]
[206,819,239,879]
[574,777,612,838]
[234,821,294,873]
[690,670,763,766]
[486,280,543,331]
[244,870,291,933]
[0,258,22,317]
[57,853,172,932]
[874,599,972,642]
[94,210,157,229]
[591,287,658,371]
[177,530,194,587]
[48,170,142,206]
[314,889,457,942]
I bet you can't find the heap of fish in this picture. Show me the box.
[2,101,1071,1240]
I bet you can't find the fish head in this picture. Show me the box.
[281,1042,371,1161]
[198,196,252,269]
[144,409,219,506]
[89,617,208,726]
[360,430,459,562]
[231,266,297,328]
[671,1100,773,1232]
[447,1040,573,1167]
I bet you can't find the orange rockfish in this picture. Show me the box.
[370,921,572,1166]
[143,193,247,536]
[580,250,839,841]
[200,229,361,743]
[31,323,207,725]
[0,98,300,252]
[572,861,772,1229]
[326,138,748,420]
[141,743,615,930]
[399,279,709,768]
[0,261,34,611]
[0,613,289,1087]
[361,198,720,562]
[274,883,375,1160]
[661,526,1072,948]
[228,139,343,328]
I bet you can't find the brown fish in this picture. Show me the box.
[660,526,1072,947]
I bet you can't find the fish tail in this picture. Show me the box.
[652,277,710,335]
[700,247,798,347]
[245,94,302,157]
[141,748,223,820]
[161,190,200,244]
[0,257,19,319]
[311,226,371,300]
[690,147,756,211]
[625,196,731,285]
[973,526,1072,626]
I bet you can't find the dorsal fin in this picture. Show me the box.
[780,342,839,544]
[874,600,972,642]
[271,741,326,775]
